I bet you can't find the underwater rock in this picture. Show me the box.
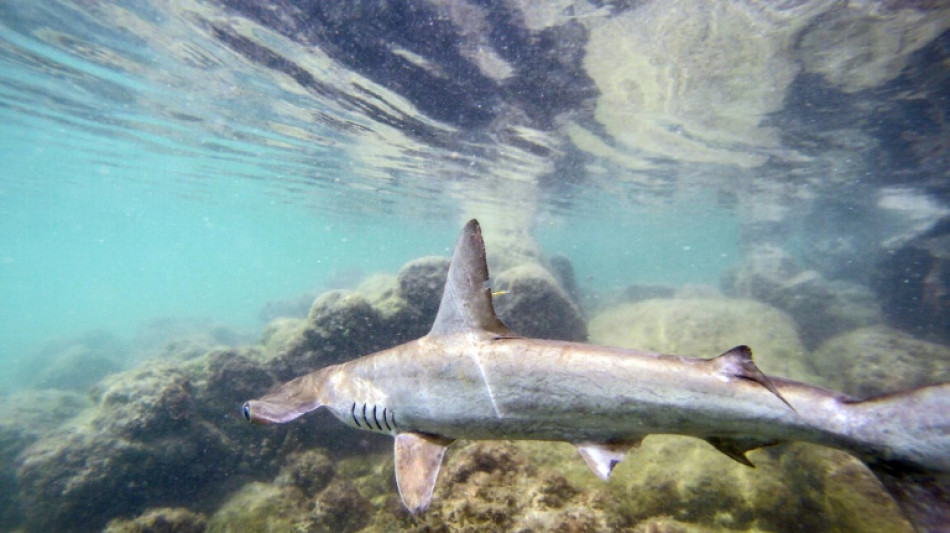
[278,289,388,375]
[412,441,616,533]
[273,448,335,498]
[396,256,450,320]
[722,243,882,348]
[873,228,950,342]
[11,330,126,393]
[493,262,588,341]
[810,326,950,398]
[29,343,122,392]
[273,250,584,377]
[206,482,308,533]
[208,477,370,533]
[258,317,306,358]
[13,351,271,533]
[103,507,208,533]
[309,478,371,533]
[274,258,447,378]
[620,283,677,304]
[588,297,814,381]
[785,444,914,533]
[608,437,912,533]
[184,348,274,422]
[0,389,90,530]
[548,253,582,309]
[420,436,912,532]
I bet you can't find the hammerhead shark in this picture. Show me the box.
[244,219,949,532]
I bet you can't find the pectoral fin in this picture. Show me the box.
[576,440,642,480]
[394,432,454,514]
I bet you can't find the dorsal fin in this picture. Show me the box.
[712,345,795,411]
[428,219,515,337]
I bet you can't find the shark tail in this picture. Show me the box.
[846,383,950,533]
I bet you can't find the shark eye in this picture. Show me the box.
[242,402,252,422]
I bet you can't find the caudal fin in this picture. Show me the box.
[848,383,950,532]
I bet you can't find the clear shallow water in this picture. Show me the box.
[0,0,751,380]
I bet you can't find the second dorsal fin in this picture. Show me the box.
[712,345,795,411]
[428,219,516,337]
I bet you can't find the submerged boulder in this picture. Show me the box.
[272,257,450,379]
[722,243,882,348]
[493,262,588,341]
[206,482,308,533]
[271,250,587,379]
[588,296,814,381]
[0,389,90,530]
[13,348,282,533]
[607,437,911,533]
[811,326,950,398]
[103,507,207,533]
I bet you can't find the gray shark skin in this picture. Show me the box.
[244,219,950,532]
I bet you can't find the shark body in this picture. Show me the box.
[244,219,950,532]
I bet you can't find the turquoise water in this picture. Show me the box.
[0,0,741,384]
[1,119,460,376]
[1,109,736,383]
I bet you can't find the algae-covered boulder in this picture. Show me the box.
[722,243,882,348]
[811,326,950,398]
[30,345,122,391]
[515,435,912,533]
[784,444,913,533]
[13,330,126,392]
[259,317,306,358]
[14,349,281,533]
[588,297,814,381]
[272,250,586,379]
[396,255,450,319]
[0,389,90,530]
[273,258,448,379]
[103,507,207,533]
[414,441,617,532]
[493,262,587,341]
[208,477,370,533]
[609,437,910,533]
[273,448,335,498]
[207,482,308,533]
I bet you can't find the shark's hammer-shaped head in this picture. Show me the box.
[242,368,334,424]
